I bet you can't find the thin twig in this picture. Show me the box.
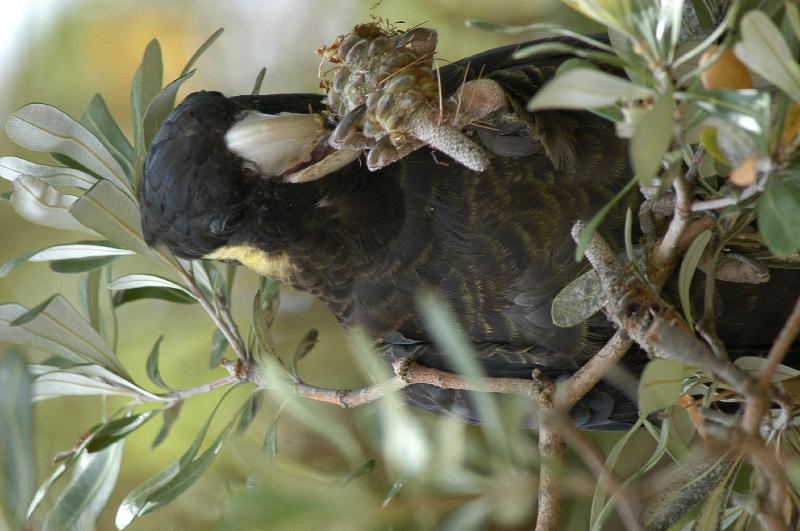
[177,266,249,363]
[535,421,565,531]
[691,184,760,212]
[562,331,632,410]
[166,375,240,402]
[653,173,692,269]
[261,360,550,408]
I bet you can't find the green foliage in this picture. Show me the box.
[1,2,800,530]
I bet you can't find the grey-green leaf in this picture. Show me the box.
[80,93,135,182]
[0,351,35,528]
[209,329,228,368]
[631,95,675,185]
[146,336,171,390]
[142,70,195,150]
[5,103,132,196]
[735,10,800,103]
[261,407,282,460]
[29,364,160,403]
[0,241,133,279]
[86,412,159,453]
[113,287,196,307]
[131,39,163,189]
[0,296,126,375]
[678,229,712,325]
[139,421,234,517]
[10,175,94,233]
[152,403,181,449]
[181,28,224,77]
[236,392,263,435]
[290,328,318,379]
[528,68,653,110]
[551,269,603,328]
[757,174,800,257]
[115,388,235,529]
[251,67,267,95]
[108,274,193,296]
[42,440,124,531]
[638,359,686,416]
[70,181,167,263]
[0,156,98,189]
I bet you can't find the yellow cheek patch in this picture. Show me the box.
[205,245,291,280]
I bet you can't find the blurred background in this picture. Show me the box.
[0,2,655,530]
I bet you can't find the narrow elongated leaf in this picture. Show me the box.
[342,458,376,484]
[181,28,224,76]
[631,94,675,184]
[33,242,133,262]
[0,296,125,375]
[108,274,192,296]
[142,70,195,149]
[29,364,160,403]
[152,403,181,449]
[80,93,135,182]
[638,359,686,416]
[29,367,121,401]
[465,20,615,53]
[10,295,58,326]
[139,420,234,517]
[757,174,800,256]
[26,434,94,520]
[529,69,653,110]
[80,269,103,336]
[113,287,196,307]
[43,440,123,531]
[49,255,120,274]
[0,351,35,527]
[131,39,164,189]
[290,328,318,379]
[146,336,171,390]
[87,412,159,453]
[261,407,282,460]
[0,156,97,189]
[575,177,639,261]
[251,67,267,95]
[189,260,215,300]
[209,329,228,368]
[591,418,670,530]
[70,181,166,262]
[116,388,235,529]
[678,230,712,324]
[5,104,132,195]
[11,176,93,233]
[735,11,800,102]
[236,392,263,435]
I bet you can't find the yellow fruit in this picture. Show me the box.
[700,47,753,90]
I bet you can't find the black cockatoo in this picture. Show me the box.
[139,35,799,430]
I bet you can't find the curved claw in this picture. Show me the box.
[330,105,367,149]
[366,136,398,171]
[366,136,424,171]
